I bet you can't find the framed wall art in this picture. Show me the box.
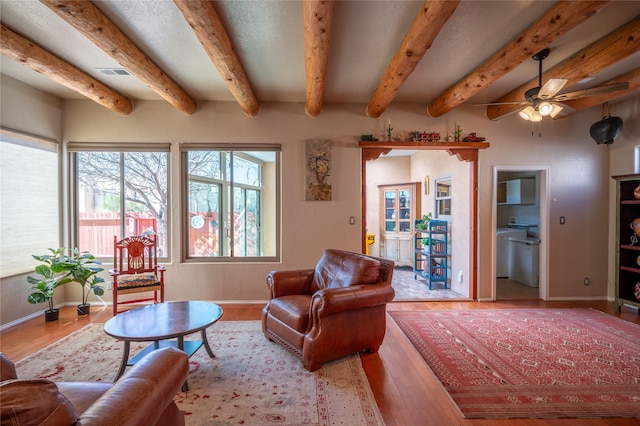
[305,139,332,201]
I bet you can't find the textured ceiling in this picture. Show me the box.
[1,1,639,114]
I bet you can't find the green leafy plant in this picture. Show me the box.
[64,248,105,306]
[26,248,74,313]
[26,247,105,313]
[415,212,433,230]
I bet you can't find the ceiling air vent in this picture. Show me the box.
[96,68,131,76]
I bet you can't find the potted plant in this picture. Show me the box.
[415,213,433,270]
[26,248,74,321]
[64,248,105,315]
[415,212,432,231]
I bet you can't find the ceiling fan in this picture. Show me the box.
[482,48,629,122]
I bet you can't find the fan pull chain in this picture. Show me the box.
[539,120,542,138]
[531,121,543,137]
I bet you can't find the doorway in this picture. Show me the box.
[361,146,482,300]
[492,166,549,301]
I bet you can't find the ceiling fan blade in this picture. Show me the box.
[538,78,568,99]
[553,82,629,102]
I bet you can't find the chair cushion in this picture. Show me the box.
[311,249,381,292]
[268,295,312,333]
[116,274,160,290]
[0,379,78,425]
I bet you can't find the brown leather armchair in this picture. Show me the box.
[262,249,395,371]
[1,347,189,426]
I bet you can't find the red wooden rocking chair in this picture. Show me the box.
[109,234,165,315]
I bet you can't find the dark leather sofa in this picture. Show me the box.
[262,249,395,371]
[0,346,189,426]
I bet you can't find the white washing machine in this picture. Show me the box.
[496,228,526,278]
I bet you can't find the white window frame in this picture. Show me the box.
[435,176,452,219]
[67,143,171,261]
[181,143,281,263]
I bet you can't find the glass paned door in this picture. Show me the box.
[380,184,418,266]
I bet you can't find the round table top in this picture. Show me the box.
[104,301,223,342]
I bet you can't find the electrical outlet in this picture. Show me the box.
[584,277,590,286]
[509,216,517,224]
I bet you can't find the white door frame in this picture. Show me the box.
[491,166,550,301]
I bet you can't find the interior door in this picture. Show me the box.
[380,184,419,266]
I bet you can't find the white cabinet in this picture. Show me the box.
[497,179,535,205]
[508,238,540,287]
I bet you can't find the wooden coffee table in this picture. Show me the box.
[104,301,223,390]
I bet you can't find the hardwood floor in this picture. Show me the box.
[1,300,638,425]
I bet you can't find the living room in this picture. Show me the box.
[1,1,639,424]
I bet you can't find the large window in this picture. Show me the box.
[1,128,59,277]
[182,144,280,261]
[68,144,170,258]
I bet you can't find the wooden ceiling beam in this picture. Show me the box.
[427,1,611,118]
[304,0,335,118]
[486,15,640,120]
[174,0,260,117]
[560,67,640,115]
[366,0,459,119]
[40,0,197,115]
[0,24,133,115]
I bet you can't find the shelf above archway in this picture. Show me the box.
[358,141,490,162]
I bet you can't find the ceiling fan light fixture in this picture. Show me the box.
[530,110,543,122]
[538,101,553,116]
[549,103,564,118]
[519,106,535,121]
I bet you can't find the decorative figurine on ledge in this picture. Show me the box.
[462,132,486,142]
[386,119,393,141]
[454,121,462,142]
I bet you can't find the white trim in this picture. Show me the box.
[0,303,65,332]
[547,296,610,301]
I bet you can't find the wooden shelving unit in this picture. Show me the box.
[414,220,449,289]
[613,173,640,312]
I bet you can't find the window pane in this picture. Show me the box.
[435,178,452,218]
[75,151,168,258]
[233,186,246,255]
[1,138,59,277]
[77,152,121,257]
[188,182,220,257]
[233,155,261,186]
[123,153,168,256]
[188,151,221,180]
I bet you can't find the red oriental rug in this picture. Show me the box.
[389,309,640,419]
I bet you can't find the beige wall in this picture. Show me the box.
[2,71,639,325]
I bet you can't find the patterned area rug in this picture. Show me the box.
[389,309,640,419]
[15,321,383,425]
